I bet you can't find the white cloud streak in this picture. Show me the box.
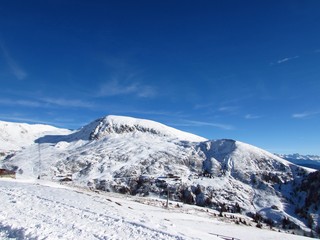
[193,103,215,110]
[276,55,299,64]
[0,98,41,107]
[0,41,27,80]
[40,98,95,108]
[124,109,183,117]
[292,111,319,119]
[176,120,234,130]
[245,114,261,119]
[0,97,94,109]
[218,106,239,114]
[99,79,156,98]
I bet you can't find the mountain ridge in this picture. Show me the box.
[1,115,319,237]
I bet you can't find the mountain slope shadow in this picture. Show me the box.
[35,118,103,144]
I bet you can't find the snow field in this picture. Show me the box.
[0,179,311,240]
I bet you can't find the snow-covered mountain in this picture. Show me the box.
[277,153,320,170]
[64,115,206,142]
[0,120,71,152]
[1,115,319,237]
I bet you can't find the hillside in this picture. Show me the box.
[1,115,319,237]
[1,178,313,240]
[0,120,71,153]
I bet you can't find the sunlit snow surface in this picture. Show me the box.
[0,120,71,152]
[0,179,311,240]
[1,116,317,238]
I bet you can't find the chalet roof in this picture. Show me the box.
[0,169,15,175]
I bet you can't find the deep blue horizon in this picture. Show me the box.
[1,1,320,154]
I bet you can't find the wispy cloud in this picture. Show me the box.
[40,97,95,108]
[218,106,239,113]
[0,98,41,107]
[98,54,156,98]
[0,41,27,80]
[173,120,234,130]
[245,114,261,119]
[292,111,320,119]
[0,97,94,109]
[124,109,184,117]
[193,103,215,110]
[99,79,156,98]
[271,55,299,65]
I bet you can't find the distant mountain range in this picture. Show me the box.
[1,116,319,237]
[276,153,320,170]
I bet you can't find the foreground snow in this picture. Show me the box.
[0,179,311,240]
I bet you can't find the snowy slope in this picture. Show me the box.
[0,120,71,152]
[0,179,312,240]
[1,115,318,237]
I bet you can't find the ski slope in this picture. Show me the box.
[0,179,311,240]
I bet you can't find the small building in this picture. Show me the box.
[0,169,16,179]
[54,172,73,182]
[59,177,72,182]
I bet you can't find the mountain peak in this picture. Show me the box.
[77,115,207,142]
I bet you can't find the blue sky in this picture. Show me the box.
[0,1,320,154]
